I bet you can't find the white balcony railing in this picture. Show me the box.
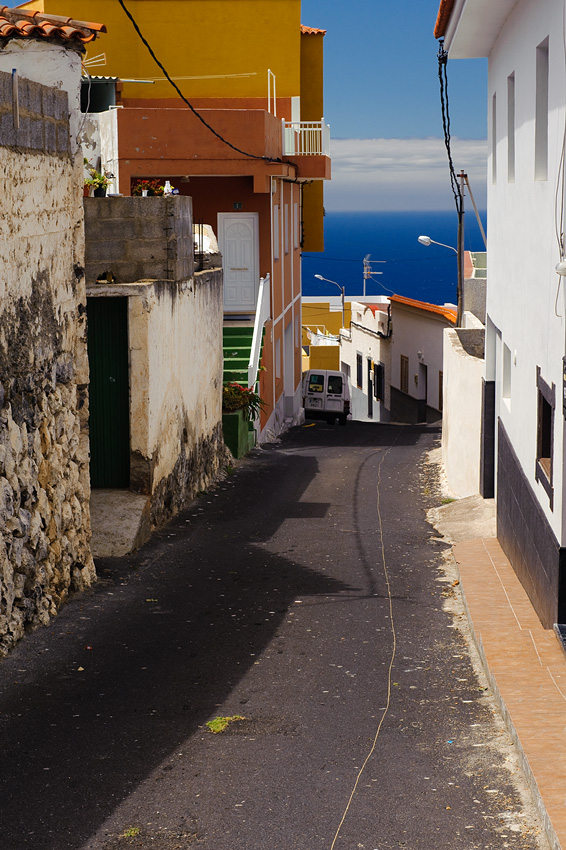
[283,119,330,156]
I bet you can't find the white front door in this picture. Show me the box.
[218,213,259,311]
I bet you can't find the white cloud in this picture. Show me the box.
[325,137,487,211]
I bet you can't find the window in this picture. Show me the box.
[535,38,549,181]
[356,353,363,389]
[294,202,300,248]
[308,373,324,393]
[328,374,343,394]
[276,337,281,379]
[491,93,497,184]
[400,355,409,394]
[507,73,515,182]
[535,367,554,507]
[503,343,511,400]
[273,205,280,260]
[374,362,384,401]
[284,204,289,254]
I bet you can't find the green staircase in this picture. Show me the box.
[223,326,253,386]
[222,325,265,455]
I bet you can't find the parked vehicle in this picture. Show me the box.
[302,369,350,425]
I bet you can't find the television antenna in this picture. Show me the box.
[363,254,386,297]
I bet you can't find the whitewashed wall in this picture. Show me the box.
[484,0,565,541]
[442,326,485,497]
[390,303,451,412]
[89,273,225,527]
[339,302,390,422]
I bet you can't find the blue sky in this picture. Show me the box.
[8,0,488,210]
[301,0,488,210]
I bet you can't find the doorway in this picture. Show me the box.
[218,213,259,311]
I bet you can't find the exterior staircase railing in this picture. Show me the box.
[248,273,271,390]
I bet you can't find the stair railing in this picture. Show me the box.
[248,273,271,390]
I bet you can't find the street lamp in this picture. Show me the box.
[417,235,457,253]
[314,274,345,329]
[417,231,463,326]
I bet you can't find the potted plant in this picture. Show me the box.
[84,158,113,197]
[222,382,265,458]
[131,178,177,196]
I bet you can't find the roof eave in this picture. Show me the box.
[435,0,518,59]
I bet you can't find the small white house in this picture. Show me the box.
[437,0,566,628]
[340,296,456,423]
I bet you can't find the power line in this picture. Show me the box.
[116,0,284,164]
[437,39,463,216]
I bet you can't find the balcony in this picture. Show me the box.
[283,120,330,156]
[283,120,331,180]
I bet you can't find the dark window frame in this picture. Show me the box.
[535,366,554,509]
[356,353,363,389]
[374,362,385,401]
[400,355,409,394]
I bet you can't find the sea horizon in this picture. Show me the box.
[302,209,487,307]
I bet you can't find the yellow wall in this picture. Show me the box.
[302,301,352,342]
[302,181,325,252]
[34,0,302,101]
[300,30,324,121]
[308,345,340,371]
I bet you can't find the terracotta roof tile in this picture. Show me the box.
[434,0,456,38]
[301,25,326,35]
[389,293,457,323]
[0,6,105,44]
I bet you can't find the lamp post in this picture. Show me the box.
[314,274,345,330]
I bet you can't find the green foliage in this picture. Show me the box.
[206,715,245,734]
[222,382,265,420]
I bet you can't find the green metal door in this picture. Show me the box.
[87,297,130,488]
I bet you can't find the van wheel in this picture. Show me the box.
[339,415,347,426]
[326,415,336,425]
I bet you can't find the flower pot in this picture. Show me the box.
[222,408,249,459]
[93,186,107,198]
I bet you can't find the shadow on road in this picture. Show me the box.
[0,439,362,850]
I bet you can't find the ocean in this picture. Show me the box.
[301,210,487,306]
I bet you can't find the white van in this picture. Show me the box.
[302,369,351,426]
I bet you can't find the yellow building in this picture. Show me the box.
[19,0,331,438]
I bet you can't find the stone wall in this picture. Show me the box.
[0,70,94,656]
[84,195,194,285]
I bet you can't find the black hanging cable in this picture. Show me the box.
[116,0,285,164]
[438,39,463,214]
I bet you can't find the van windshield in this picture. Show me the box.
[308,374,324,393]
[327,375,343,394]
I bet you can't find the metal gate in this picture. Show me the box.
[87,297,130,488]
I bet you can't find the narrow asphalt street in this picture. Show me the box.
[0,421,548,850]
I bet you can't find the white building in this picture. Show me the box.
[340,296,456,423]
[437,0,566,627]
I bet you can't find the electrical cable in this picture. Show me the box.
[329,430,401,850]
[367,273,395,295]
[76,64,92,142]
[116,0,285,164]
[438,39,463,217]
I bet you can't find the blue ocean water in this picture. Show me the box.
[302,210,487,306]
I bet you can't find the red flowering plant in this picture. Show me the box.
[222,382,265,420]
[131,178,166,196]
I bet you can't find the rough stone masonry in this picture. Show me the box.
[0,69,94,655]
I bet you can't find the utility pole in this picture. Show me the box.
[457,170,466,327]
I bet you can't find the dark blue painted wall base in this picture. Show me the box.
[497,420,566,628]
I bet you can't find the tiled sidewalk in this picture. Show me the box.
[454,538,566,850]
